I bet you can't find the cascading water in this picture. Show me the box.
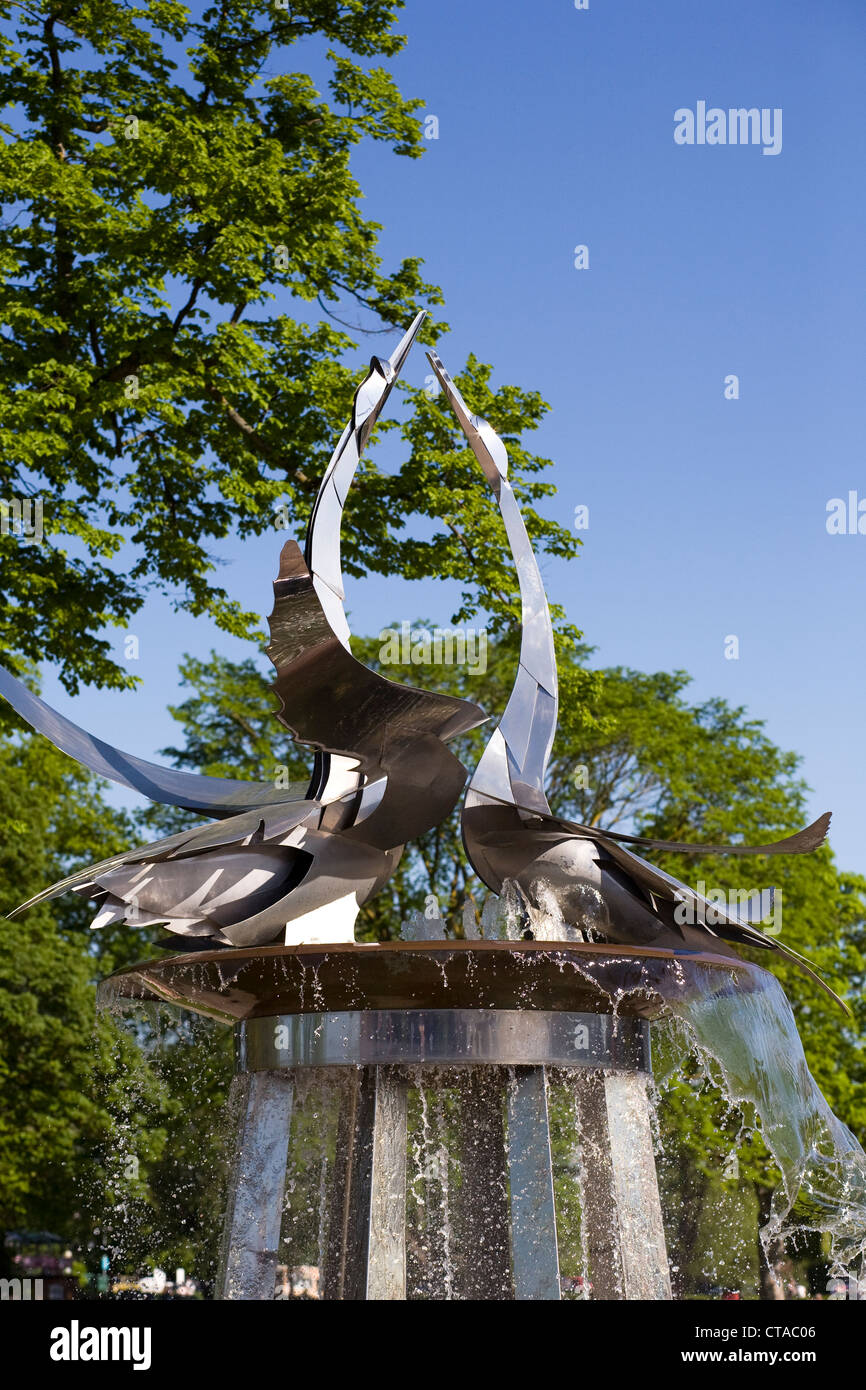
[656,968,866,1281]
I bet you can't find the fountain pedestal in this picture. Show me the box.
[105,941,755,1301]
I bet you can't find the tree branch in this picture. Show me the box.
[202,385,310,484]
[315,293,395,336]
[172,278,204,335]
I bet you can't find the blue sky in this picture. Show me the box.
[39,0,866,873]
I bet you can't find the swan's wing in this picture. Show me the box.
[6,799,322,918]
[585,828,850,1013]
[264,315,489,850]
[0,664,307,816]
[590,811,832,856]
[425,350,557,819]
[294,311,427,803]
[305,311,426,650]
[505,801,833,859]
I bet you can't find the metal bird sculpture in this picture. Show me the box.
[0,315,486,947]
[426,349,847,1013]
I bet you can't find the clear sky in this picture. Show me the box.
[39,0,866,874]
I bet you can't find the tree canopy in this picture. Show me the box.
[0,0,580,694]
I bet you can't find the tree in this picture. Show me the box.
[0,720,242,1285]
[0,728,167,1255]
[0,0,580,694]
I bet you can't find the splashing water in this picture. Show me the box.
[654,963,866,1278]
[398,890,866,1289]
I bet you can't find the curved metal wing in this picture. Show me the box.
[474,792,832,861]
[264,312,490,849]
[295,310,427,804]
[0,664,307,816]
[426,351,832,870]
[544,807,832,858]
[426,351,557,825]
[305,311,426,651]
[6,798,322,919]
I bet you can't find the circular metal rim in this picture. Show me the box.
[100,939,760,1026]
[239,1008,651,1072]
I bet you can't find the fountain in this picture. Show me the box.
[3,316,863,1300]
[104,938,692,1300]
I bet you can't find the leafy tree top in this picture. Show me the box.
[0,1,581,694]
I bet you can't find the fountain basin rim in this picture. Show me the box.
[99,939,762,1026]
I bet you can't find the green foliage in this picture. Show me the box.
[0,731,161,1244]
[0,727,235,1279]
[95,1007,234,1284]
[0,2,582,696]
[0,0,436,690]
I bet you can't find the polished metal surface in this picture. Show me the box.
[321,1068,377,1301]
[0,664,308,815]
[216,1071,295,1301]
[266,536,486,855]
[570,1072,623,1299]
[239,1009,650,1071]
[427,349,844,1010]
[101,938,760,1024]
[506,1067,561,1300]
[426,350,557,819]
[305,312,424,653]
[455,1069,512,1299]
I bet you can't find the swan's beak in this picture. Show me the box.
[355,310,427,451]
[388,308,427,377]
[425,348,509,494]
